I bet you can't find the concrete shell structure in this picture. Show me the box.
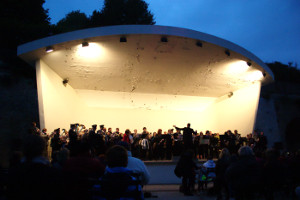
[18,25,274,135]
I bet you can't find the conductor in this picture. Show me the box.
[173,123,194,150]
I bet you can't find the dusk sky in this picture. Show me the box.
[44,0,300,67]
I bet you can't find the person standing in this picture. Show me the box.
[123,129,131,144]
[174,123,194,150]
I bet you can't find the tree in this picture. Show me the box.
[55,10,89,33]
[90,0,155,27]
[267,62,300,83]
[0,0,51,49]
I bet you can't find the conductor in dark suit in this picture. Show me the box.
[173,123,194,150]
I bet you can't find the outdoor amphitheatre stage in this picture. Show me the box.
[17,25,274,136]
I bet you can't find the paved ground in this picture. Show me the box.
[143,184,217,200]
[141,157,218,199]
[144,157,210,184]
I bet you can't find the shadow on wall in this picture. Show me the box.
[285,117,300,151]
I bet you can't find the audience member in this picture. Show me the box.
[118,141,150,185]
[225,146,262,199]
[7,134,62,200]
[175,149,197,196]
[92,145,144,200]
[215,148,231,200]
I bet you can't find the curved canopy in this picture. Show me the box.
[18,25,273,98]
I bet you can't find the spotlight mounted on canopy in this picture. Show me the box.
[225,49,230,56]
[120,37,127,42]
[82,41,89,47]
[45,46,53,53]
[161,37,168,42]
[196,41,203,47]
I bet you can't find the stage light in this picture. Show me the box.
[161,37,168,42]
[46,46,53,53]
[120,37,127,42]
[225,49,230,56]
[77,42,104,58]
[196,41,203,47]
[244,71,264,82]
[227,60,249,74]
[82,41,89,47]
[62,78,69,86]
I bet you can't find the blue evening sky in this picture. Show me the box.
[44,0,300,66]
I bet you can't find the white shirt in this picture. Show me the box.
[127,151,150,185]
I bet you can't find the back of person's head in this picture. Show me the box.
[77,141,91,155]
[187,123,191,128]
[118,141,131,151]
[23,134,46,160]
[238,146,254,157]
[219,148,230,159]
[106,145,128,168]
[182,149,194,159]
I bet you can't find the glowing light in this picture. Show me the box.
[77,43,103,58]
[227,60,249,74]
[46,46,53,53]
[244,71,264,82]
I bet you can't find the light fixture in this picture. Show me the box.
[225,49,230,56]
[46,46,53,53]
[62,78,69,86]
[196,41,203,47]
[82,41,89,47]
[161,37,168,42]
[244,71,264,82]
[263,71,266,77]
[228,92,233,98]
[120,37,127,42]
[247,62,252,67]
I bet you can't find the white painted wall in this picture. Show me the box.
[36,60,86,132]
[212,82,261,135]
[37,60,261,135]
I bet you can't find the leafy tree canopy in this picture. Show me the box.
[94,0,155,26]
[0,0,51,49]
[267,62,300,83]
[54,0,155,33]
[55,10,89,33]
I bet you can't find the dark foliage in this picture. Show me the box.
[0,0,51,81]
[267,62,300,83]
[0,0,51,48]
[94,0,155,26]
[54,0,155,33]
[55,10,89,34]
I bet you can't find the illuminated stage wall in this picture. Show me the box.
[18,25,273,136]
[37,59,261,135]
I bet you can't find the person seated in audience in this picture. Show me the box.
[225,146,262,199]
[7,134,62,200]
[92,145,144,200]
[198,155,216,191]
[118,141,150,185]
[215,148,231,200]
[262,148,288,200]
[63,142,105,200]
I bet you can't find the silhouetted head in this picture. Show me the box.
[106,145,128,168]
[238,146,254,157]
[23,135,46,160]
